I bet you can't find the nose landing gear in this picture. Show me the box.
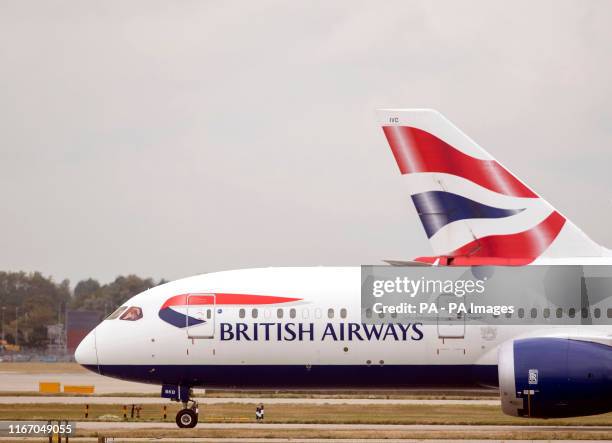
[161,384,200,429]
[176,400,199,428]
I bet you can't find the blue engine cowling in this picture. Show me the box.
[498,337,612,418]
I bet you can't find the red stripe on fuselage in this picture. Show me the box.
[161,293,302,310]
[382,126,537,198]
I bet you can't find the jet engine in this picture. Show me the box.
[498,337,612,418]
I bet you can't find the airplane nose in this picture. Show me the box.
[75,329,98,369]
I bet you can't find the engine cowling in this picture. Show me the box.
[498,337,612,418]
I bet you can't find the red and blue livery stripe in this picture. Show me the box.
[416,211,566,265]
[159,293,302,328]
[412,191,525,238]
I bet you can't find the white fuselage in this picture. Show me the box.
[76,266,610,390]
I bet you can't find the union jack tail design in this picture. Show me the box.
[378,109,610,265]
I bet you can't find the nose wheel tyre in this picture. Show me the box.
[176,408,198,428]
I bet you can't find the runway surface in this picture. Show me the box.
[1,420,610,442]
[0,371,158,394]
[0,396,500,405]
[72,421,612,432]
[1,439,610,443]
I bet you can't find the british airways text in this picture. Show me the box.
[220,322,423,341]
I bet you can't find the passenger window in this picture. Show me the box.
[302,309,309,319]
[277,309,283,319]
[594,308,601,318]
[365,309,372,319]
[518,308,524,319]
[252,308,258,319]
[239,309,245,319]
[607,308,612,318]
[530,308,537,319]
[106,306,127,320]
[328,308,334,319]
[505,312,512,318]
[543,308,550,319]
[264,309,271,319]
[581,308,588,319]
[120,306,143,321]
[340,308,347,319]
[314,308,322,319]
[568,308,576,318]
[556,308,563,318]
[289,309,296,319]
[206,309,212,319]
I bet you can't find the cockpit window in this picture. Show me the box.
[106,306,128,320]
[120,306,143,321]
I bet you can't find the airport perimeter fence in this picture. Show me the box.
[0,351,75,362]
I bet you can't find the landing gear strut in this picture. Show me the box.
[176,399,199,428]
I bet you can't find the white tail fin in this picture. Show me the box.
[378,109,609,265]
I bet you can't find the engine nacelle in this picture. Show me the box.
[498,337,612,418]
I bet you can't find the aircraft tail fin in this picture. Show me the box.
[378,109,609,265]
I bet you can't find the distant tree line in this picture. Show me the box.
[0,271,166,348]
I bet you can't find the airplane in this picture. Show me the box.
[75,109,612,428]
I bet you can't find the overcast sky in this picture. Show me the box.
[1,1,611,285]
